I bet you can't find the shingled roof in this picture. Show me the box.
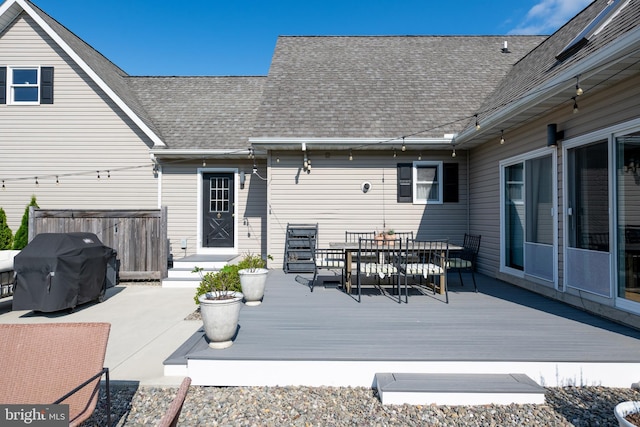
[456,0,640,145]
[252,35,546,141]
[128,76,266,151]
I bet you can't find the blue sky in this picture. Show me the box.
[30,0,593,76]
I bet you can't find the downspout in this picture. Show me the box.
[466,150,470,236]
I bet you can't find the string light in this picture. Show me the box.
[2,180,4,190]
[35,177,39,186]
[475,114,480,130]
[500,130,505,145]
[401,137,406,152]
[572,97,579,114]
[418,152,422,160]
[202,159,206,167]
[107,170,111,178]
[349,149,353,161]
[451,146,457,158]
[393,148,397,158]
[56,175,59,185]
[575,75,583,96]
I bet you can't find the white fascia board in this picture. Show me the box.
[455,24,640,144]
[249,137,454,148]
[150,148,253,158]
[15,0,166,148]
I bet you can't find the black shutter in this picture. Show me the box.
[0,67,6,104]
[443,163,459,203]
[40,67,53,104]
[397,163,413,203]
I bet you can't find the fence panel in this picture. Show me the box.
[29,207,168,280]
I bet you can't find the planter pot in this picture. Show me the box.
[239,268,269,306]
[615,401,640,427]
[198,292,243,349]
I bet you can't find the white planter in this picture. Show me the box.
[198,292,243,349]
[615,401,640,427]
[239,268,269,306]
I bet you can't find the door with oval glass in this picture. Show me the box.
[202,172,234,248]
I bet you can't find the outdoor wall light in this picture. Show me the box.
[361,182,371,193]
[547,123,564,147]
[240,171,246,189]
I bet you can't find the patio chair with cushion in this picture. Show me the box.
[0,322,111,427]
[157,376,191,427]
[448,233,481,292]
[355,238,403,303]
[398,239,450,303]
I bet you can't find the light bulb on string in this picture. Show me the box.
[451,146,457,158]
[393,148,397,158]
[56,176,59,185]
[418,152,422,160]
[349,149,353,161]
[500,130,505,145]
[475,114,480,130]
[575,76,583,96]
[401,137,406,152]
[572,97,579,114]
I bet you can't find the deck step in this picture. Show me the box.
[375,373,545,405]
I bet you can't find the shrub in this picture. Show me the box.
[0,208,12,250]
[193,264,242,304]
[13,196,38,250]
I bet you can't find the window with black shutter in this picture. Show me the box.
[40,67,54,104]
[397,161,459,203]
[397,163,413,203]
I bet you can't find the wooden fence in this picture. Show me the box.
[29,207,168,280]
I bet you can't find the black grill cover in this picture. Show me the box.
[13,232,116,312]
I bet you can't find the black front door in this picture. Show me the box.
[202,172,234,248]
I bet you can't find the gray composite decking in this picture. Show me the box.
[165,269,640,388]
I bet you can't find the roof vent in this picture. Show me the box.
[501,41,511,53]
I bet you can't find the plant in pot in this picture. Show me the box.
[615,401,640,426]
[193,265,243,349]
[237,253,272,306]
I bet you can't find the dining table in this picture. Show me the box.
[329,240,463,295]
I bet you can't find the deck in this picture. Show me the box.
[165,269,640,389]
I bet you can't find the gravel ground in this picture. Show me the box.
[79,385,640,426]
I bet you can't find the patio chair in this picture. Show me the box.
[157,377,191,427]
[448,233,481,292]
[355,238,403,303]
[398,239,449,303]
[295,240,345,291]
[0,322,111,427]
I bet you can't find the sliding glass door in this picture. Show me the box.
[501,150,556,284]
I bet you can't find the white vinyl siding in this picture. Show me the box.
[0,15,158,231]
[266,151,468,266]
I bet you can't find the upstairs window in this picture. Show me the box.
[0,66,54,105]
[12,68,39,103]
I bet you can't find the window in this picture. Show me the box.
[0,67,54,105]
[397,161,457,204]
[413,161,443,204]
